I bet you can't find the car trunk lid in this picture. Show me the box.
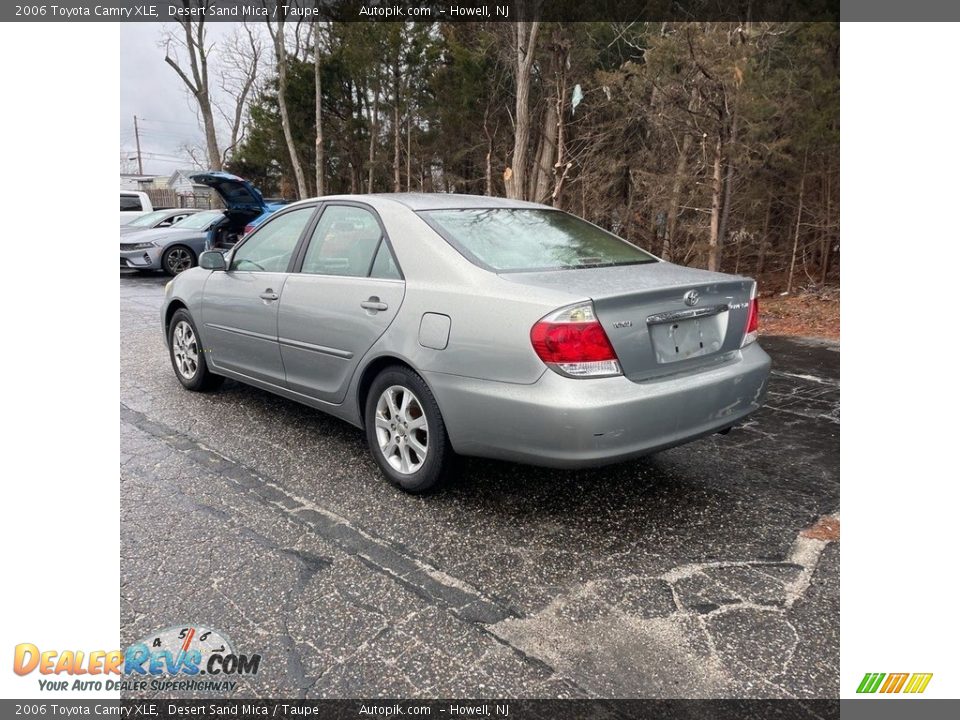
[190,172,268,215]
[502,262,756,381]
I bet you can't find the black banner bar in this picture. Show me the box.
[9,699,960,720]
[1,699,849,719]
[10,0,960,22]
[6,0,843,23]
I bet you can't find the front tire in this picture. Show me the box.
[162,245,196,276]
[168,309,223,392]
[365,366,456,493]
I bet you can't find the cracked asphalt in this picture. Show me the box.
[120,271,839,699]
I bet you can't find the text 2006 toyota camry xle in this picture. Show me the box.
[161,194,770,492]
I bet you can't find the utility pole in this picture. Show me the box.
[133,115,143,175]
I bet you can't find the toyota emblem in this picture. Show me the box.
[683,289,700,307]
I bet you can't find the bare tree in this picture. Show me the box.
[504,18,540,200]
[530,30,569,204]
[161,1,221,170]
[266,5,309,198]
[215,23,262,167]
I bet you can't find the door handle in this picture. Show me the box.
[360,297,388,312]
[260,289,279,302]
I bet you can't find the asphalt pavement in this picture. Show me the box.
[119,271,839,699]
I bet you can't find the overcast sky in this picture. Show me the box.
[120,24,232,176]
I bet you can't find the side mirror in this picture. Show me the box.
[199,251,227,271]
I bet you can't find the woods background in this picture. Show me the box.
[157,13,839,306]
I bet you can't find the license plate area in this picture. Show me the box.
[648,306,728,364]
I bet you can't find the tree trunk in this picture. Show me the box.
[505,20,540,200]
[531,36,567,203]
[786,150,808,295]
[717,107,739,252]
[273,18,308,198]
[199,99,222,171]
[485,130,494,196]
[392,60,402,193]
[707,134,723,272]
[551,82,570,207]
[406,113,412,191]
[664,89,699,261]
[314,22,324,197]
[665,137,692,262]
[367,80,380,194]
[531,96,558,203]
[819,170,832,285]
[756,193,772,275]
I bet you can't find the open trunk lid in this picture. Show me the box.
[503,262,756,381]
[190,171,268,214]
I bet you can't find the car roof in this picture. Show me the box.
[282,193,553,212]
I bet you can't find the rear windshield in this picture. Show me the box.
[421,208,657,272]
[128,210,169,227]
[174,210,223,230]
[120,195,142,211]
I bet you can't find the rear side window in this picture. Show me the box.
[231,207,315,273]
[422,208,657,272]
[120,195,142,211]
[301,205,383,277]
[370,241,401,280]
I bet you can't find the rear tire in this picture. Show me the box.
[168,309,223,392]
[162,245,196,276]
[364,366,456,493]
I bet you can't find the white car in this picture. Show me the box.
[120,191,154,225]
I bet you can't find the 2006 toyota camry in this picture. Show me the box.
[161,193,771,492]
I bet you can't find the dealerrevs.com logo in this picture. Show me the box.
[13,625,261,693]
[856,672,933,694]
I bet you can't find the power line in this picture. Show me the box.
[139,117,202,128]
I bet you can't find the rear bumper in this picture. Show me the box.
[424,342,771,469]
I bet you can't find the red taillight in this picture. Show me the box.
[243,224,255,236]
[531,322,617,363]
[747,298,759,333]
[531,302,622,377]
[742,297,759,346]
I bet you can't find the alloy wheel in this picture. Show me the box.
[172,320,199,380]
[375,385,429,474]
[166,247,193,274]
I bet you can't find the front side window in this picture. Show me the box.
[301,205,383,277]
[421,208,657,272]
[231,207,315,273]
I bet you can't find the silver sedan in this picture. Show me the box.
[121,210,223,275]
[161,194,771,492]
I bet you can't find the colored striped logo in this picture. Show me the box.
[857,672,933,694]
